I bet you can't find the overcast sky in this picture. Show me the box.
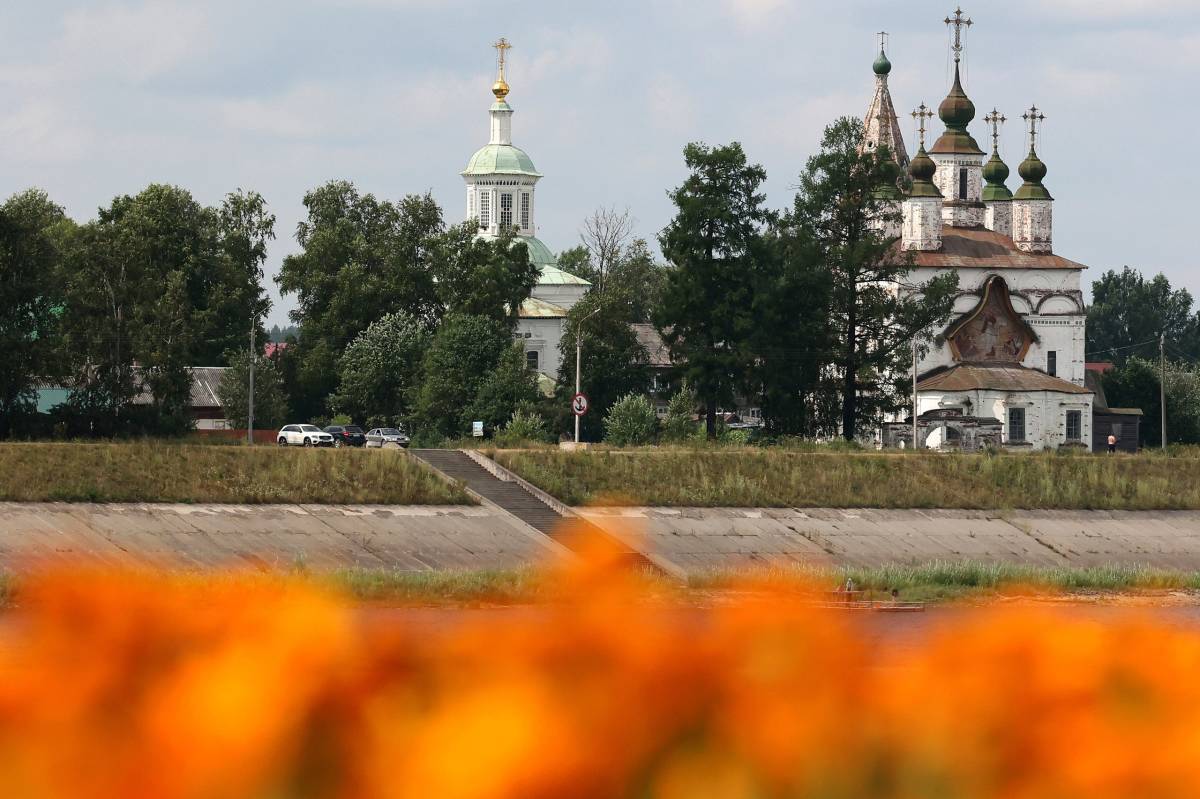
[1,0,1195,326]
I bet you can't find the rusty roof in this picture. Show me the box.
[517,297,568,319]
[917,363,1092,395]
[630,323,672,368]
[907,227,1085,270]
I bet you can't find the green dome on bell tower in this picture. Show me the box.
[873,48,892,76]
[981,109,1012,202]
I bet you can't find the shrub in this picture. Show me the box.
[495,409,552,447]
[604,394,658,447]
[661,383,699,442]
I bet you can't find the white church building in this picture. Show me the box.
[461,39,589,383]
[872,12,1097,452]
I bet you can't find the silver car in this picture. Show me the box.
[365,427,410,448]
[277,424,335,447]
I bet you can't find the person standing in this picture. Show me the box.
[1107,433,1117,454]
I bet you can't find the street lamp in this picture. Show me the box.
[574,306,602,445]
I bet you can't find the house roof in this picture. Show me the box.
[917,363,1093,395]
[131,367,229,409]
[518,296,568,318]
[908,227,1085,270]
[631,323,672,368]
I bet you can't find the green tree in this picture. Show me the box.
[556,246,594,283]
[217,351,289,430]
[465,343,540,433]
[330,311,430,427]
[604,393,659,447]
[0,190,71,437]
[786,118,957,440]
[1103,356,1200,447]
[413,314,511,439]
[656,142,770,439]
[1087,267,1198,363]
[608,239,667,323]
[558,291,650,442]
[431,223,539,325]
[661,381,699,442]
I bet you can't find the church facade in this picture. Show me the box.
[872,12,1098,452]
[461,40,589,383]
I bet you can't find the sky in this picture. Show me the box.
[0,0,1196,327]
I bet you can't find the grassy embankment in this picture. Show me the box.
[0,442,471,505]
[492,448,1200,510]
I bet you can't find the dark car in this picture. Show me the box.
[324,425,367,448]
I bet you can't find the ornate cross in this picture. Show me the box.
[877,31,889,51]
[913,103,934,148]
[944,7,972,63]
[1023,105,1046,150]
[984,109,1006,152]
[493,37,512,78]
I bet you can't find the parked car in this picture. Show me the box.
[325,425,367,448]
[277,424,335,447]
[365,427,410,448]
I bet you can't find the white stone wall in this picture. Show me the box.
[930,153,984,228]
[1012,199,1053,253]
[902,197,942,251]
[515,316,566,378]
[871,199,903,241]
[917,388,1093,451]
[985,201,1012,238]
[465,178,539,236]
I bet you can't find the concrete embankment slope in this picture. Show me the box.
[578,508,1200,572]
[0,503,565,572]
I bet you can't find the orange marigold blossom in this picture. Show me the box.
[0,555,1197,797]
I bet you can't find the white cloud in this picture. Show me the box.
[56,2,212,83]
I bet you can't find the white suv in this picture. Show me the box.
[277,424,335,447]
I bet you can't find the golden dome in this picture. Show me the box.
[492,79,510,100]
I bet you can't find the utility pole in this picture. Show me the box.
[912,342,918,451]
[574,306,602,445]
[248,321,256,446]
[1161,332,1167,449]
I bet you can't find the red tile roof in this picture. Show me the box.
[908,227,1085,270]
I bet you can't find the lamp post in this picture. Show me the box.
[574,306,602,445]
[247,319,256,446]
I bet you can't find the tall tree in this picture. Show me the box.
[656,142,770,439]
[0,190,71,437]
[413,314,511,439]
[217,351,289,430]
[579,206,634,295]
[607,239,667,323]
[1087,267,1198,363]
[330,311,430,427]
[787,118,957,440]
[430,223,539,325]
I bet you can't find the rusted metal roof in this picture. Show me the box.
[908,227,1085,270]
[630,323,672,368]
[917,363,1092,395]
[518,297,568,319]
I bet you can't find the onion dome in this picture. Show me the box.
[1013,148,1053,200]
[873,49,892,76]
[931,64,984,156]
[908,145,942,198]
[981,149,1012,202]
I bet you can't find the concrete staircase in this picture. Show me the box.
[411,449,661,573]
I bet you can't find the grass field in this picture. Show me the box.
[491,448,1200,510]
[0,442,472,505]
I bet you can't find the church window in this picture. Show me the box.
[500,193,513,228]
[479,192,491,229]
[1008,408,1026,443]
[526,350,539,370]
[958,168,968,200]
[1047,351,1057,376]
[520,193,530,229]
[1065,410,1082,442]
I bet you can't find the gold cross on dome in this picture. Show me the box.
[984,109,1006,151]
[945,7,973,63]
[493,37,512,78]
[1023,105,1046,149]
[912,103,934,147]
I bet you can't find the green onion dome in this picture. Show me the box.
[873,49,892,76]
[1013,148,1052,201]
[981,150,1012,201]
[908,145,942,198]
[932,64,984,155]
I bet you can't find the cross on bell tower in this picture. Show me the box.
[945,7,972,63]
[491,37,512,101]
[877,31,888,51]
[913,103,934,148]
[1023,105,1046,151]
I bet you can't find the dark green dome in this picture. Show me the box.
[908,145,942,198]
[1013,148,1053,201]
[982,150,1012,202]
[931,64,984,156]
[873,49,892,76]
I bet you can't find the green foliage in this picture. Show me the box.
[431,223,540,325]
[0,190,71,437]
[556,246,595,283]
[603,393,659,447]
[661,382,699,442]
[1106,357,1200,446]
[1088,267,1199,364]
[218,350,289,430]
[656,142,770,439]
[413,314,511,439]
[784,118,958,439]
[494,408,553,446]
[330,311,430,427]
[465,343,540,434]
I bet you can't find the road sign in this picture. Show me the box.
[571,393,590,417]
[472,421,484,438]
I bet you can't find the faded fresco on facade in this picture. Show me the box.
[948,279,1031,362]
